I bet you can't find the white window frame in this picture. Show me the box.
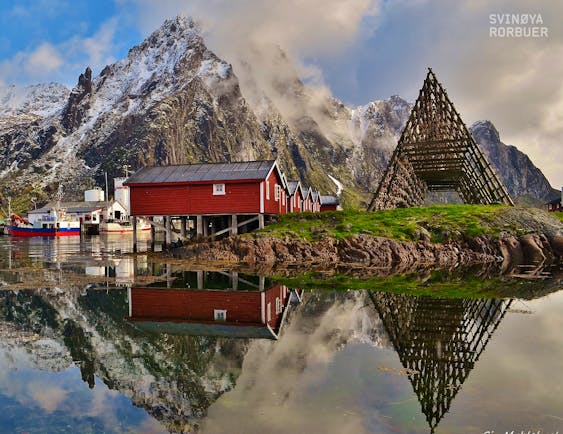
[274,184,280,201]
[214,309,227,321]
[266,180,270,200]
[213,183,226,195]
[267,302,271,322]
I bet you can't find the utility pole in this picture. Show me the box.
[105,171,109,202]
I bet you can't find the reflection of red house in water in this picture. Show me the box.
[127,281,301,339]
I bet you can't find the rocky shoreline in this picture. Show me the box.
[173,231,563,271]
[172,208,563,272]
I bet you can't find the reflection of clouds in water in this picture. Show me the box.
[202,293,391,434]
[27,381,67,413]
[440,291,563,433]
[0,342,165,433]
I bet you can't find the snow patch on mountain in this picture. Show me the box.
[328,175,343,196]
[0,83,69,118]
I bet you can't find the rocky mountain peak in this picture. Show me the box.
[62,66,93,132]
[470,120,558,203]
[471,120,500,144]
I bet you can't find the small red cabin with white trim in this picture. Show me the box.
[124,160,287,216]
[320,195,339,212]
[302,186,313,212]
[287,181,304,213]
[311,190,321,213]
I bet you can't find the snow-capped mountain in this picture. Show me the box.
[0,82,69,118]
[0,286,388,432]
[0,16,557,209]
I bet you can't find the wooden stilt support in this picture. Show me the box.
[164,216,171,246]
[232,271,239,290]
[180,216,187,238]
[196,215,203,238]
[132,216,137,252]
[231,214,238,235]
[197,270,204,289]
[258,213,265,229]
[150,217,156,239]
[166,262,172,289]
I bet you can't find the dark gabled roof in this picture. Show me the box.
[311,190,320,202]
[66,205,105,213]
[125,160,277,184]
[129,321,277,339]
[301,186,312,198]
[546,198,561,205]
[320,195,339,206]
[28,201,108,214]
[287,180,303,196]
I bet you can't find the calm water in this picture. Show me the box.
[0,235,562,434]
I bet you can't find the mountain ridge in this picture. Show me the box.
[0,16,557,211]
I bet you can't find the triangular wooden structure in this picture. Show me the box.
[368,69,514,210]
[370,292,512,433]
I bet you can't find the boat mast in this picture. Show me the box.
[105,171,109,204]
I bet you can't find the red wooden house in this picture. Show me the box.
[127,282,300,339]
[302,186,313,212]
[311,190,322,213]
[320,195,339,212]
[546,198,562,212]
[287,181,304,213]
[125,160,287,217]
[124,160,287,242]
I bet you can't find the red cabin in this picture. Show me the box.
[127,282,299,339]
[546,198,562,212]
[302,187,313,212]
[311,190,321,213]
[320,195,340,212]
[287,181,304,213]
[125,160,286,217]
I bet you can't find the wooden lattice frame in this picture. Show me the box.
[370,292,512,432]
[368,69,514,210]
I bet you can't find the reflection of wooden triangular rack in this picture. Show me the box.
[368,69,514,210]
[370,292,512,432]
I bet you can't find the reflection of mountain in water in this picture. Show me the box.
[0,271,305,432]
[370,292,513,433]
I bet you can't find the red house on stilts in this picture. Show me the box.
[124,160,287,247]
[127,273,302,339]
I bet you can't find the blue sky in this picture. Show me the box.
[0,0,562,187]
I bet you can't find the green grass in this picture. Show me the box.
[551,212,563,222]
[274,269,550,299]
[257,205,510,243]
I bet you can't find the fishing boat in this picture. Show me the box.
[99,218,151,234]
[7,211,81,237]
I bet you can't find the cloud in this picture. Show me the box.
[63,17,118,75]
[27,381,67,413]
[0,17,118,86]
[24,43,64,77]
[203,293,392,434]
[124,0,381,134]
[428,0,563,189]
